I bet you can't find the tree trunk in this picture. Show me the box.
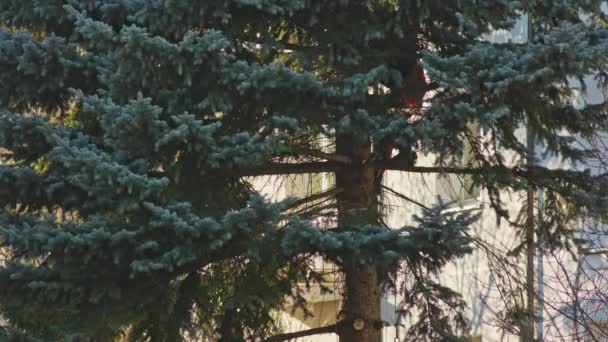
[523,186,535,342]
[522,120,536,342]
[335,133,383,342]
[341,259,382,342]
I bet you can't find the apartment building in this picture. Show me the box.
[253,13,608,342]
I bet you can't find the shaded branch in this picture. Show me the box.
[239,162,344,176]
[298,203,337,219]
[240,161,490,176]
[285,187,343,211]
[238,161,477,176]
[377,161,487,175]
[239,160,600,184]
[381,185,430,209]
[295,148,352,163]
[264,324,337,342]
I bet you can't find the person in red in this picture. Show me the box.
[375,62,428,186]
[401,62,428,112]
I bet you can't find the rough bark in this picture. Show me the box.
[335,133,383,342]
[523,124,536,342]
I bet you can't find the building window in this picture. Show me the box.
[436,121,481,208]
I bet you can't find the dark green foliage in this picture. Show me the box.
[0,0,607,341]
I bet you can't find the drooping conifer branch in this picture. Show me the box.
[2,0,608,340]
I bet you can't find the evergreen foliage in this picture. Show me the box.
[0,1,606,341]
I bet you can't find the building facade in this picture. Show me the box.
[253,13,608,342]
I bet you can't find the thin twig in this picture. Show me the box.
[380,185,430,210]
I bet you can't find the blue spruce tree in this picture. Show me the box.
[0,1,607,341]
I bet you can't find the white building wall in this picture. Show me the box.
[382,14,608,341]
[255,12,608,341]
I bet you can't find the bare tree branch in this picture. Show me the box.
[239,160,603,184]
[380,185,430,209]
[294,148,352,163]
[298,203,337,219]
[238,161,485,176]
[239,162,343,176]
[285,187,343,211]
[263,324,337,342]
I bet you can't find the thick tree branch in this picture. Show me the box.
[285,187,343,210]
[239,162,344,176]
[240,161,488,176]
[377,160,487,175]
[264,324,337,342]
[239,160,597,183]
[295,148,352,163]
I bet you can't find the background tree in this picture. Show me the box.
[0,1,607,341]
